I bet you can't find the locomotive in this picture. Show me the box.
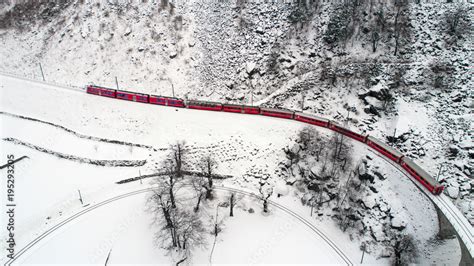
[86,85,445,195]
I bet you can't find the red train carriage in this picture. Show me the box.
[222,104,260,114]
[260,108,294,119]
[222,104,243,113]
[167,98,185,107]
[294,112,329,127]
[243,106,260,114]
[116,90,149,103]
[328,122,367,142]
[149,95,185,107]
[86,85,116,98]
[366,136,404,163]
[149,95,167,105]
[186,100,223,111]
[400,157,445,195]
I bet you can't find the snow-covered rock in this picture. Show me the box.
[169,51,178,59]
[124,27,132,36]
[446,186,459,199]
[390,215,407,230]
[362,196,377,209]
[246,61,256,75]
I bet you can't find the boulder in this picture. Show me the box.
[448,145,459,156]
[362,196,377,209]
[446,186,459,199]
[373,171,386,180]
[359,171,375,184]
[246,61,257,75]
[391,215,407,230]
[124,27,132,36]
[169,51,178,59]
[364,105,380,116]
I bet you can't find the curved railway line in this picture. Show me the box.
[1,72,472,264]
[369,149,474,258]
[4,186,353,265]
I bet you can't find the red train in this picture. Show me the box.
[85,85,445,195]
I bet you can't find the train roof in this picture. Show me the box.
[367,136,404,157]
[187,99,223,105]
[88,84,116,91]
[116,89,149,96]
[295,112,329,122]
[260,107,294,114]
[223,103,259,108]
[149,95,183,100]
[329,121,353,131]
[402,157,440,186]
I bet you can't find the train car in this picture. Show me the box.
[166,98,185,108]
[328,121,367,142]
[243,106,260,114]
[400,157,445,195]
[222,104,243,113]
[86,85,116,98]
[294,112,329,128]
[260,107,294,119]
[116,90,149,103]
[222,104,260,114]
[186,100,223,111]
[149,95,167,106]
[149,95,185,107]
[366,136,404,163]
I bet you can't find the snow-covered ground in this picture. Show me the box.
[0,0,471,224]
[0,74,462,264]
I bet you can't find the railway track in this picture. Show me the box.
[368,149,474,256]
[0,71,84,93]
[2,72,471,262]
[4,186,353,266]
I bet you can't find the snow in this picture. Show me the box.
[275,181,289,197]
[446,186,459,199]
[0,74,461,264]
[0,75,355,264]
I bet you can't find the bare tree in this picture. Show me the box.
[371,31,380,53]
[393,234,418,265]
[190,174,206,212]
[162,158,179,208]
[147,179,206,261]
[170,141,187,177]
[297,126,320,150]
[393,0,410,56]
[336,162,367,232]
[228,192,244,217]
[258,182,273,213]
[198,154,217,199]
[147,180,178,247]
[283,146,301,175]
[172,209,206,251]
[445,5,470,39]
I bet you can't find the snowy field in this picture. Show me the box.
[0,74,459,264]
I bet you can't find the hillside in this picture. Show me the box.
[0,0,472,232]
